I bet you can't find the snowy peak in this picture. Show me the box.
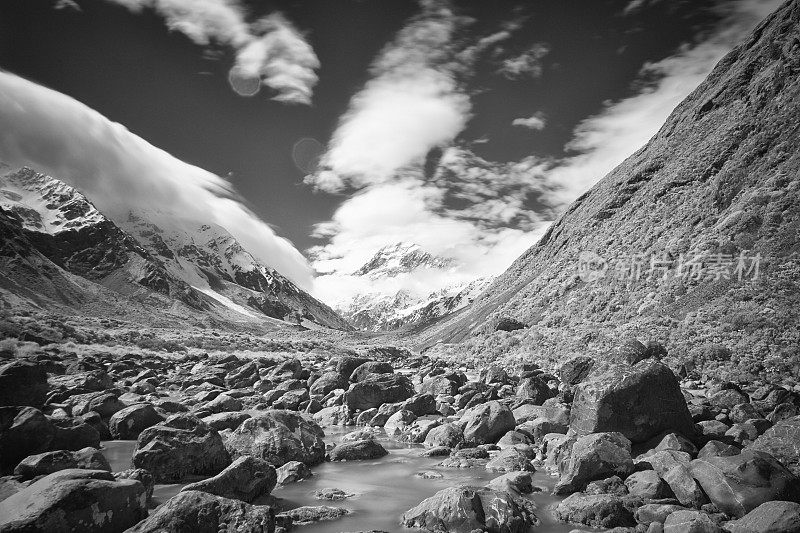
[0,167,106,234]
[354,242,454,278]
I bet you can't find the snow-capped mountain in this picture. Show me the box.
[0,165,349,330]
[335,242,492,331]
[353,242,453,278]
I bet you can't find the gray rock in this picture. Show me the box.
[276,460,312,485]
[182,455,276,502]
[329,439,388,461]
[554,432,634,495]
[725,500,800,533]
[554,493,636,529]
[0,469,146,532]
[132,413,231,482]
[460,400,516,445]
[126,489,275,532]
[225,410,325,467]
[13,447,110,480]
[0,406,56,472]
[109,403,165,439]
[663,510,721,533]
[0,360,48,409]
[343,373,414,411]
[749,415,800,476]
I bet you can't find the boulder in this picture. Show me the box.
[343,373,414,411]
[625,470,671,500]
[749,415,800,476]
[182,456,276,503]
[570,360,694,444]
[50,418,101,451]
[516,376,551,405]
[424,423,464,448]
[276,460,312,485]
[0,406,56,473]
[349,361,394,382]
[109,403,165,439]
[329,439,388,461]
[725,500,800,533]
[690,450,800,517]
[309,371,348,396]
[202,411,251,432]
[0,469,146,532]
[486,472,533,495]
[277,505,349,525]
[126,490,275,533]
[553,493,636,528]
[0,360,48,408]
[460,400,516,445]
[114,468,154,502]
[420,374,462,397]
[663,510,722,532]
[634,503,685,526]
[132,413,231,482]
[225,410,326,467]
[334,356,370,379]
[401,486,538,532]
[554,432,634,495]
[13,447,110,480]
[485,447,535,473]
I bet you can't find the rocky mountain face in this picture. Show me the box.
[0,166,350,331]
[335,242,491,331]
[417,0,800,382]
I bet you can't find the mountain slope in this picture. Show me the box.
[0,166,350,331]
[415,0,800,378]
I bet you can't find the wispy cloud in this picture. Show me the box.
[497,42,550,79]
[305,0,472,191]
[511,112,547,130]
[103,0,319,104]
[538,0,785,205]
[0,71,313,288]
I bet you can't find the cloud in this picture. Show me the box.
[497,42,550,79]
[0,71,314,289]
[511,112,547,130]
[54,0,81,11]
[103,0,319,104]
[309,176,547,307]
[305,0,472,192]
[539,0,784,205]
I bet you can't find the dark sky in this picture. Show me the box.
[0,0,724,251]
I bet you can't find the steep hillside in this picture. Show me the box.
[417,0,800,381]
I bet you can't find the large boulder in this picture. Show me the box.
[689,450,800,518]
[401,486,538,533]
[558,355,595,386]
[182,456,277,503]
[349,361,394,382]
[0,469,146,532]
[554,432,634,495]
[132,413,231,483]
[308,371,348,396]
[343,373,415,412]
[460,400,516,445]
[424,423,464,448]
[13,447,110,480]
[663,510,722,533]
[553,493,636,529]
[570,360,694,443]
[109,403,165,439]
[749,415,800,476]
[0,361,48,408]
[126,490,275,533]
[725,500,800,533]
[334,355,370,379]
[328,439,388,461]
[225,410,326,467]
[0,406,55,473]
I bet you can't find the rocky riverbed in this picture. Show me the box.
[1,338,800,532]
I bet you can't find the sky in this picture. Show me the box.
[0,0,783,305]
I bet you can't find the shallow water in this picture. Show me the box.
[102,429,580,532]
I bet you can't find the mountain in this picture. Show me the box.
[0,165,350,331]
[415,0,800,378]
[335,242,491,331]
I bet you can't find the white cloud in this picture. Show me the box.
[305,0,471,191]
[0,71,313,289]
[103,0,319,103]
[54,0,81,11]
[540,0,784,205]
[511,112,547,130]
[497,42,550,79]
